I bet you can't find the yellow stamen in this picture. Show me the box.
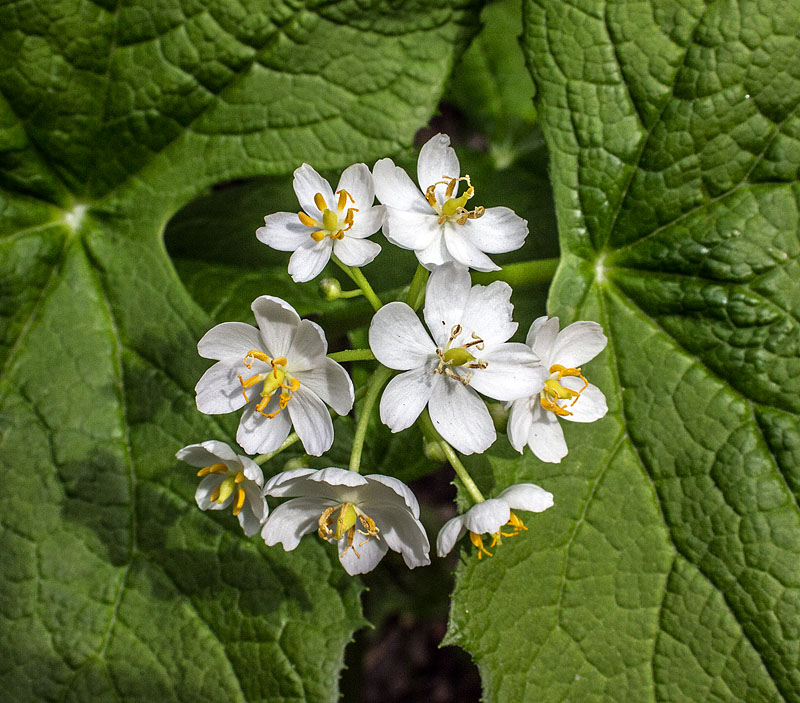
[500,512,527,538]
[234,471,246,483]
[336,188,354,211]
[540,364,590,416]
[196,463,228,477]
[298,211,317,227]
[311,230,325,242]
[314,192,327,211]
[232,485,246,516]
[469,531,493,559]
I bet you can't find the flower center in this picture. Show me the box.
[196,464,249,516]
[297,189,359,242]
[424,175,485,226]
[317,502,380,559]
[539,364,589,417]
[237,350,300,419]
[468,512,528,560]
[434,324,487,386]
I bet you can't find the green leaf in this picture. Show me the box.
[446,1,800,701]
[0,1,480,701]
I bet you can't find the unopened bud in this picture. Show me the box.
[319,278,342,301]
[486,402,508,433]
[283,456,309,471]
[423,438,447,463]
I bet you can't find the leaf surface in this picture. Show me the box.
[446,1,800,700]
[0,1,480,700]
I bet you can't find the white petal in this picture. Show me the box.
[373,158,430,211]
[293,163,335,219]
[463,499,510,535]
[462,206,528,254]
[347,205,385,238]
[497,484,554,513]
[436,515,466,557]
[470,344,546,402]
[551,321,608,368]
[333,236,381,267]
[176,440,238,467]
[261,497,333,550]
[196,474,229,511]
[458,280,516,348]
[256,212,311,252]
[286,319,327,372]
[240,456,265,487]
[527,404,568,463]
[363,474,421,518]
[237,398,293,455]
[561,380,608,423]
[423,262,470,347]
[379,366,437,432]
[195,360,249,414]
[288,238,332,283]
[525,316,560,362]
[287,386,334,456]
[337,534,389,575]
[417,133,460,197]
[197,321,263,361]
[415,230,452,270]
[295,357,354,415]
[382,206,440,251]
[336,163,374,209]
[310,467,370,488]
[251,296,300,359]
[369,302,435,370]
[263,468,317,496]
[507,398,534,453]
[238,482,268,536]
[443,227,500,272]
[366,504,430,569]
[428,379,495,455]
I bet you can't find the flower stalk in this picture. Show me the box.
[332,255,383,311]
[418,410,485,505]
[349,365,393,473]
[253,432,300,465]
[328,348,376,363]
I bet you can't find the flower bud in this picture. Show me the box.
[423,438,447,463]
[486,402,508,433]
[319,278,342,301]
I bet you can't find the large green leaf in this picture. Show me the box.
[0,1,480,700]
[446,0,800,700]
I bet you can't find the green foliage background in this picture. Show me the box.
[1,0,798,701]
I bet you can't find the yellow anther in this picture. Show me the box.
[234,471,246,484]
[232,486,246,516]
[501,512,528,538]
[311,230,325,242]
[469,531,493,559]
[196,463,228,477]
[540,364,590,416]
[336,188,354,211]
[313,192,327,211]
[318,506,336,539]
[298,211,317,228]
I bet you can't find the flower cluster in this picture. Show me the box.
[176,133,609,575]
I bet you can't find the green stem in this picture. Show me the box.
[417,410,485,504]
[338,288,363,299]
[332,256,383,311]
[254,432,299,465]
[349,365,393,473]
[405,263,429,310]
[472,257,559,288]
[328,348,376,363]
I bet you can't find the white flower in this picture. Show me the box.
[507,316,608,463]
[176,440,268,536]
[369,262,545,454]
[194,295,354,456]
[436,483,553,559]
[261,468,430,575]
[372,133,527,271]
[256,163,385,282]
